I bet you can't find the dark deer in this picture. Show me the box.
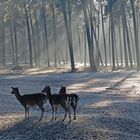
[59,86,79,120]
[11,87,47,121]
[41,85,71,121]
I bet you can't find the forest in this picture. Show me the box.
[0,0,140,140]
[0,0,140,72]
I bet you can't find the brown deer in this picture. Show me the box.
[11,87,47,121]
[59,86,79,120]
[41,85,71,121]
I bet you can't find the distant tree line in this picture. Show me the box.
[0,0,140,72]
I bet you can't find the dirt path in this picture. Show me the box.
[0,71,140,140]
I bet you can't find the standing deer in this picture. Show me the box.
[59,86,79,120]
[11,87,47,121]
[41,85,71,121]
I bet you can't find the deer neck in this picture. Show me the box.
[46,91,52,102]
[15,92,22,101]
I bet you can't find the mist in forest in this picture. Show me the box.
[0,0,139,72]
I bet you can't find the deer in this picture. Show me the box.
[59,86,79,120]
[41,85,71,121]
[11,87,47,121]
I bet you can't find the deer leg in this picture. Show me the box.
[62,104,68,122]
[24,106,28,119]
[73,107,76,120]
[27,106,29,119]
[38,105,44,121]
[51,105,55,121]
[62,109,67,122]
[68,106,71,122]
[71,102,77,120]
[54,107,57,120]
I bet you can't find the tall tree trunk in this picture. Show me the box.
[82,0,97,72]
[10,25,15,65]
[29,9,37,66]
[24,2,33,68]
[121,1,133,68]
[128,19,136,64]
[101,5,107,66]
[130,0,140,70]
[52,1,57,67]
[34,11,40,66]
[118,20,123,66]
[13,24,18,66]
[121,1,129,68]
[125,20,133,69]
[114,27,119,68]
[61,0,75,72]
[110,12,115,70]
[91,21,103,67]
[83,27,87,66]
[42,0,50,67]
[109,18,112,66]
[77,24,82,63]
[2,22,5,66]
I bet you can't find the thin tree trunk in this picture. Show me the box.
[83,27,87,66]
[77,24,82,63]
[121,1,129,68]
[42,0,50,67]
[109,18,112,66]
[110,12,115,71]
[130,0,140,70]
[82,0,97,72]
[128,19,136,64]
[118,20,123,66]
[24,2,33,68]
[10,25,15,65]
[34,11,40,66]
[52,1,57,67]
[14,24,18,66]
[61,0,75,72]
[101,5,107,66]
[2,22,5,66]
[29,9,37,66]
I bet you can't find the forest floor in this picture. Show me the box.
[0,67,140,140]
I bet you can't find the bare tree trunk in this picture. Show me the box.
[114,27,119,68]
[101,5,107,66]
[110,12,115,71]
[130,0,140,70]
[42,0,50,67]
[34,11,40,66]
[121,1,129,69]
[92,22,103,67]
[52,1,57,67]
[29,9,37,66]
[118,20,123,66]
[10,25,15,65]
[128,19,136,64]
[82,0,97,72]
[83,27,87,66]
[13,24,18,66]
[24,2,33,68]
[109,18,112,66]
[77,24,82,63]
[2,22,5,66]
[61,0,75,72]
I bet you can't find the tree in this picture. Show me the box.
[82,0,97,72]
[130,0,140,70]
[60,0,76,72]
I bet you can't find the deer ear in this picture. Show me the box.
[11,87,14,89]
